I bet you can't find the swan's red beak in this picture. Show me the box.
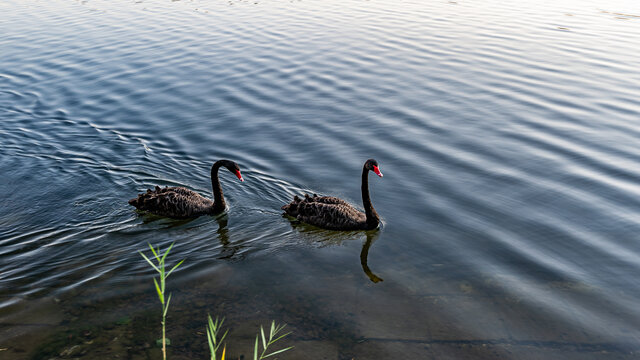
[234,170,244,182]
[373,165,383,177]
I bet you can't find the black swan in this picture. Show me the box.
[282,159,383,230]
[129,160,244,218]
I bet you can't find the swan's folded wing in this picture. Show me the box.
[297,201,366,230]
[131,187,212,218]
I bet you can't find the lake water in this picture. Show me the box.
[1,0,640,358]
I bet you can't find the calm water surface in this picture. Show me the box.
[1,0,640,358]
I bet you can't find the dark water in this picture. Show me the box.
[1,0,640,358]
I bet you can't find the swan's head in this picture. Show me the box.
[228,161,244,182]
[218,160,244,182]
[365,159,383,177]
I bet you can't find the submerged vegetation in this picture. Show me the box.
[140,243,293,360]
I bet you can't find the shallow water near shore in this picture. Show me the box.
[1,0,640,358]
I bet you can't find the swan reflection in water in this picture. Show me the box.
[212,214,247,260]
[361,231,383,283]
[284,217,384,283]
[132,210,245,260]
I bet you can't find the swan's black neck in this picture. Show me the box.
[361,165,380,229]
[211,161,226,213]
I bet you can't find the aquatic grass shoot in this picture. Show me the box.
[139,242,184,360]
[206,315,229,360]
[253,321,293,360]
[207,316,292,360]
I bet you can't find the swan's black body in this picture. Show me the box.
[129,160,243,218]
[282,159,383,230]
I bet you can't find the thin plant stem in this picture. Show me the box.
[140,242,184,360]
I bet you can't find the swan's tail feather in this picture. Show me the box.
[129,187,163,210]
[282,194,305,216]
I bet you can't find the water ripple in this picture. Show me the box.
[1,0,640,357]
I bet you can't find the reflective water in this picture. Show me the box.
[1,0,640,358]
